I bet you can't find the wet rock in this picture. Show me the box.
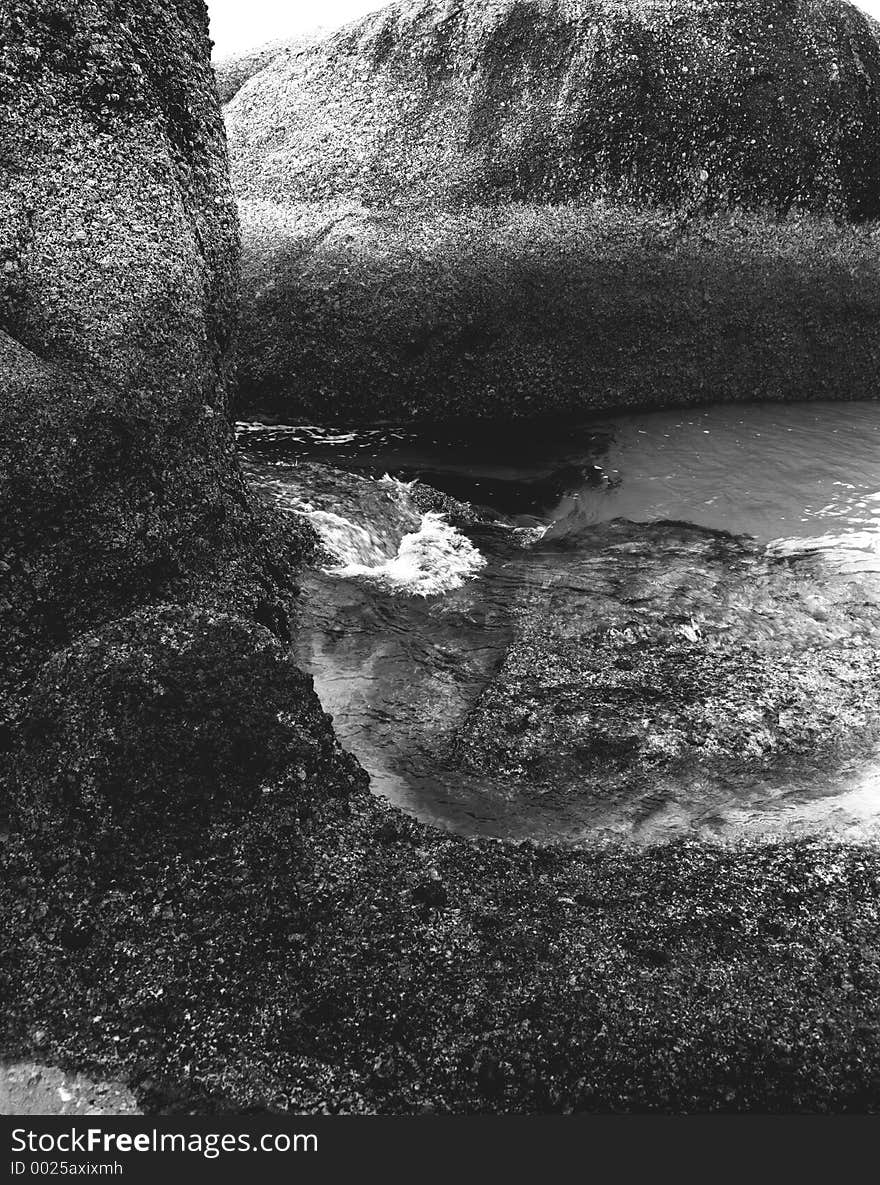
[0,1062,140,1116]
[450,521,880,837]
[223,0,880,419]
[10,607,356,859]
[406,481,485,527]
[0,2,344,832]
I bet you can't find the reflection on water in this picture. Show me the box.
[543,403,880,576]
[239,401,880,845]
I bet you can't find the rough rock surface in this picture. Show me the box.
[226,0,880,212]
[212,35,321,106]
[7,0,880,1118]
[0,1062,140,1116]
[234,200,880,420]
[223,0,880,419]
[0,0,363,1112]
[452,521,880,827]
[0,0,336,757]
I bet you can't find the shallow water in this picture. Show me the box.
[544,403,880,575]
[239,401,880,845]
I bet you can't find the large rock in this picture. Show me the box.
[227,0,880,213]
[0,0,364,1096]
[0,0,332,753]
[2,0,240,705]
[8,0,880,1119]
[212,34,322,105]
[223,0,880,420]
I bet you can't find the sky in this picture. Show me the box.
[207,0,880,57]
[207,0,385,57]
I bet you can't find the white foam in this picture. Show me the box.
[319,511,485,596]
[258,476,485,597]
[306,507,389,566]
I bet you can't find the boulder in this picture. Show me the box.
[0,0,340,779]
[223,0,880,419]
[0,0,369,1114]
[213,34,322,105]
[8,0,880,1119]
[226,0,880,213]
[0,0,362,989]
[450,520,880,839]
[0,1061,140,1115]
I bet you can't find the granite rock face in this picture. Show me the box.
[0,0,332,739]
[233,199,880,420]
[226,0,880,213]
[8,0,880,1118]
[0,0,369,1111]
[0,0,361,969]
[223,0,880,420]
[2,0,240,708]
[212,34,321,105]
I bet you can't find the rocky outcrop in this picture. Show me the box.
[0,0,363,1108]
[7,0,880,1118]
[224,0,880,420]
[0,0,341,775]
[213,34,321,106]
[226,0,880,214]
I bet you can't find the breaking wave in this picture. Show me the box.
[245,464,485,596]
[317,509,485,595]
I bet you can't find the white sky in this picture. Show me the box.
[207,0,385,56]
[207,0,880,58]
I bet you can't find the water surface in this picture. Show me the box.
[240,401,880,844]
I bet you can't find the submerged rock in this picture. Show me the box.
[452,521,880,838]
[224,0,880,419]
